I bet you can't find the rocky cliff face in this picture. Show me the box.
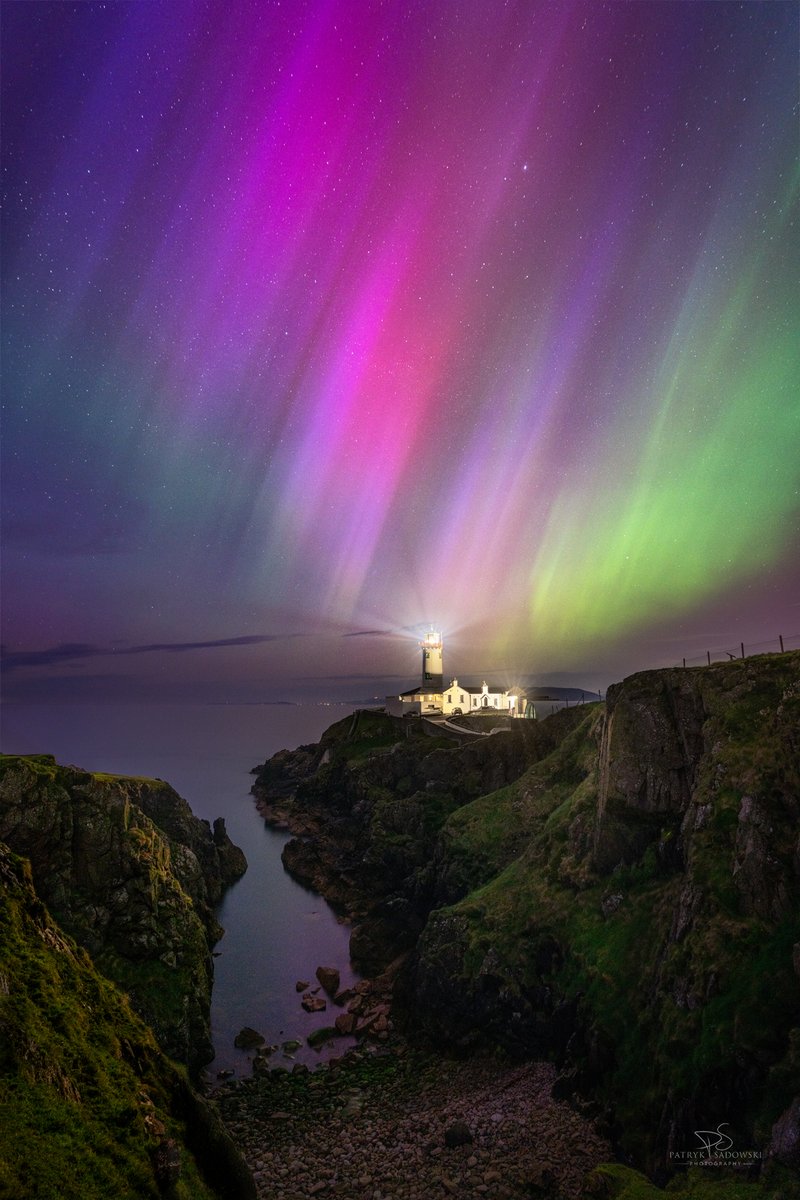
[0,842,254,1200]
[415,654,800,1173]
[0,754,246,1072]
[253,653,800,1178]
[252,706,589,969]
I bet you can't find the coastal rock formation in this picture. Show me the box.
[252,652,800,1177]
[253,706,589,969]
[0,842,255,1200]
[0,754,246,1071]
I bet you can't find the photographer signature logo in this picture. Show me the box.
[669,1121,762,1168]
[693,1123,733,1157]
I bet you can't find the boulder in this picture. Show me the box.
[444,1121,473,1147]
[334,1012,357,1035]
[233,1026,265,1049]
[768,1097,800,1168]
[316,966,341,996]
[295,980,310,992]
[307,1025,338,1049]
[301,995,327,1013]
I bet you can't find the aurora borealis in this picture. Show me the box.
[2,0,799,702]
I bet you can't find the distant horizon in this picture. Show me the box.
[3,631,797,708]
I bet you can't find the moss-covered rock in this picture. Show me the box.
[410,653,800,1171]
[0,842,255,1200]
[0,755,246,1071]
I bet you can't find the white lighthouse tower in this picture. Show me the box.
[420,629,444,689]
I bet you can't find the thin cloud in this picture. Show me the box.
[340,629,398,639]
[1,634,303,673]
[300,672,408,682]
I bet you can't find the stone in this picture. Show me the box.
[335,1012,357,1035]
[234,1026,265,1049]
[151,1138,181,1190]
[307,1025,338,1048]
[295,980,310,992]
[444,1121,473,1148]
[769,1096,800,1168]
[527,1166,557,1197]
[601,893,624,917]
[302,995,327,1013]
[316,966,341,996]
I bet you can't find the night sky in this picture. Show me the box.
[2,0,798,704]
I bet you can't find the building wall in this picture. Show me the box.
[385,692,443,717]
[442,685,469,714]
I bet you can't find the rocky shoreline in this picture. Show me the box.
[235,734,613,1199]
[213,1047,612,1200]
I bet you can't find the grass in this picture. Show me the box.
[587,1163,800,1200]
[410,654,800,1168]
[0,847,221,1200]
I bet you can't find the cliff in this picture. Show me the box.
[0,754,247,1072]
[252,653,800,1181]
[0,842,255,1200]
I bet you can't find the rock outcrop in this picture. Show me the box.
[0,842,255,1200]
[0,754,246,1071]
[252,652,800,1177]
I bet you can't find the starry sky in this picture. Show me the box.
[2,0,799,704]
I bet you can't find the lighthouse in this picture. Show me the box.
[420,629,444,689]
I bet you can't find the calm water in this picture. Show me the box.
[0,702,360,1076]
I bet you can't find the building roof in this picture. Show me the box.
[396,682,526,697]
[446,683,507,694]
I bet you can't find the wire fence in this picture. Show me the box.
[673,633,800,669]
[534,633,800,714]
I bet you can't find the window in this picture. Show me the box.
[460,694,465,704]
[494,698,498,707]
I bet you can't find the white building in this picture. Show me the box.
[384,632,524,718]
[384,684,444,718]
[442,679,521,715]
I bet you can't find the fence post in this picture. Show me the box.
[682,657,686,668]
[707,650,711,666]
[779,634,784,653]
[741,643,745,659]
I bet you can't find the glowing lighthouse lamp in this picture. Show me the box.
[420,629,444,689]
